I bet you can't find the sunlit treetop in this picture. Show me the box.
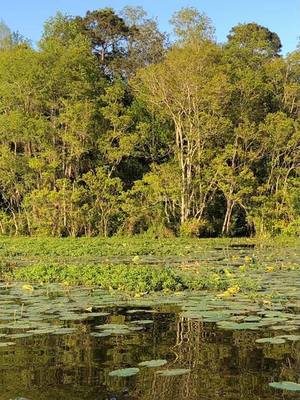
[226,22,282,57]
[169,7,215,45]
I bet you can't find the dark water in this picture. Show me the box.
[0,282,299,400]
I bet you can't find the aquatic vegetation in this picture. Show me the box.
[138,359,168,368]
[279,334,300,341]
[0,239,299,399]
[0,279,297,399]
[0,341,15,347]
[156,369,190,376]
[269,381,300,391]
[5,261,267,295]
[109,368,140,377]
[131,319,154,325]
[90,332,111,338]
[1,236,299,265]
[256,337,286,344]
[7,263,184,292]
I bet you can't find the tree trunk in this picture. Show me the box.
[222,199,235,235]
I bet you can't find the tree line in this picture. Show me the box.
[0,6,299,237]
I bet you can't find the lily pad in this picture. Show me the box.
[244,316,261,322]
[138,359,167,368]
[106,329,132,335]
[126,309,155,314]
[128,326,143,331]
[217,321,259,330]
[59,314,87,321]
[156,369,190,376]
[109,367,139,377]
[52,328,77,335]
[256,337,286,344]
[8,333,33,339]
[0,342,15,347]
[27,328,57,335]
[96,324,128,330]
[83,312,110,317]
[279,335,300,341]
[270,325,298,331]
[269,381,300,391]
[90,332,111,338]
[131,320,154,325]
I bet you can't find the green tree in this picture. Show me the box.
[226,23,282,57]
[81,168,123,236]
[121,6,168,76]
[170,7,215,44]
[76,8,133,77]
[250,112,300,235]
[0,20,12,49]
[212,121,258,235]
[133,41,231,227]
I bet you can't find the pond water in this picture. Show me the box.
[0,278,299,400]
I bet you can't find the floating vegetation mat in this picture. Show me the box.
[0,276,299,400]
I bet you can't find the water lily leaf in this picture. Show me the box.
[156,369,190,376]
[83,312,110,317]
[106,329,132,335]
[90,331,111,338]
[8,333,33,339]
[14,397,31,400]
[52,328,77,335]
[126,309,155,314]
[217,321,259,330]
[269,381,300,391]
[0,316,19,321]
[256,337,286,344]
[139,359,167,368]
[109,367,139,377]
[129,326,143,331]
[96,324,128,330]
[279,335,300,341]
[0,342,15,347]
[27,328,57,335]
[244,316,261,322]
[131,320,154,325]
[270,325,298,331]
[59,314,88,321]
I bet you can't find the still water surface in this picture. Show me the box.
[0,277,299,400]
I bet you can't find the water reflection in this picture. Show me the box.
[1,304,299,400]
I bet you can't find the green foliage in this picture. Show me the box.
[0,20,13,49]
[7,261,261,293]
[169,7,215,44]
[9,263,184,292]
[226,23,282,57]
[2,236,300,295]
[0,8,300,238]
[180,219,205,238]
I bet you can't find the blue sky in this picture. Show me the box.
[1,0,299,54]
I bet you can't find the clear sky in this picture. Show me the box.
[1,0,299,54]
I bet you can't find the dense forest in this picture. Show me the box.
[0,6,300,238]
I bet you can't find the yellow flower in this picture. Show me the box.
[224,269,232,277]
[218,285,240,297]
[22,284,33,292]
